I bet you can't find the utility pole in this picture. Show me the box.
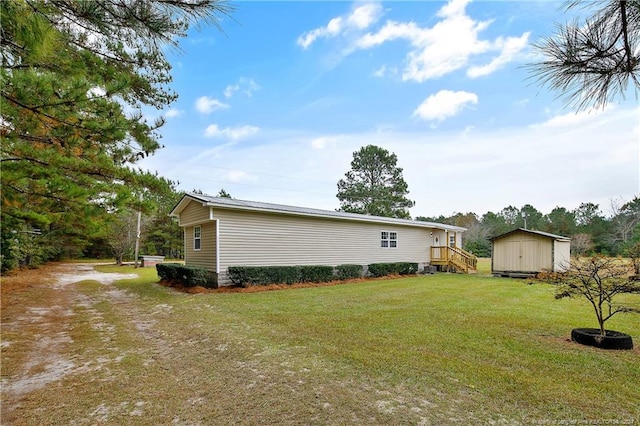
[134,192,142,268]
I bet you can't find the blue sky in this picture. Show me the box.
[140,0,639,218]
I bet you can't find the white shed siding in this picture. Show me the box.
[553,240,571,272]
[213,208,431,271]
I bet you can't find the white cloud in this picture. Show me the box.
[372,65,386,78]
[534,105,613,128]
[347,3,383,29]
[195,96,229,114]
[310,136,339,150]
[356,21,421,49]
[226,170,251,182]
[467,32,531,78]
[224,84,239,99]
[165,108,184,118]
[204,124,260,140]
[297,2,383,49]
[224,77,261,99]
[355,0,528,81]
[413,90,478,122]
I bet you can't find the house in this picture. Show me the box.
[170,193,477,287]
[490,228,571,277]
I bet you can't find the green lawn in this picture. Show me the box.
[5,264,637,425]
[108,265,640,423]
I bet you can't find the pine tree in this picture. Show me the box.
[529,0,640,110]
[337,145,414,219]
[0,0,232,269]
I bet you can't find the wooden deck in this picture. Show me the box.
[430,246,477,273]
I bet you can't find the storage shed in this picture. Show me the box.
[490,228,571,277]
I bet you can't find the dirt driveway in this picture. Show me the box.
[1,263,142,424]
[2,263,416,425]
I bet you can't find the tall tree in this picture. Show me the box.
[544,206,577,236]
[337,145,414,219]
[609,196,640,251]
[0,0,231,270]
[574,202,604,227]
[498,206,521,228]
[573,203,613,254]
[480,211,511,238]
[520,204,546,230]
[529,0,640,110]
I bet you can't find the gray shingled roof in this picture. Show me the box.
[177,193,466,232]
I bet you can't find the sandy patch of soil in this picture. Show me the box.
[0,263,140,420]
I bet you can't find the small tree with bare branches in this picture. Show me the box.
[571,233,594,256]
[542,256,640,337]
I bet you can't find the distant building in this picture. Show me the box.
[490,228,571,277]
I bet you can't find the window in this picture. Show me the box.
[449,234,455,248]
[194,226,201,251]
[381,231,398,248]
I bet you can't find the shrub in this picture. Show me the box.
[228,266,297,287]
[298,265,335,283]
[156,263,180,281]
[368,262,418,277]
[156,263,214,288]
[396,262,419,275]
[228,265,335,287]
[228,262,417,287]
[336,264,363,280]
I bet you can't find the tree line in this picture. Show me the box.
[416,198,640,258]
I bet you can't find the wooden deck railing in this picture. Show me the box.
[430,246,477,273]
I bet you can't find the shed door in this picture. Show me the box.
[500,239,542,272]
[520,239,540,272]
[501,241,521,271]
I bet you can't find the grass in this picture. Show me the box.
[117,264,639,421]
[3,263,639,425]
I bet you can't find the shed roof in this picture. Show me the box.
[490,228,571,242]
[171,193,466,232]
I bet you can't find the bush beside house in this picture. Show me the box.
[156,263,215,288]
[227,262,420,287]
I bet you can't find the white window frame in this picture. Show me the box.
[449,234,456,248]
[194,226,202,251]
[381,231,398,248]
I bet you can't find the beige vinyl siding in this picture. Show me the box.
[179,201,209,226]
[213,208,430,271]
[184,222,217,271]
[492,232,552,273]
